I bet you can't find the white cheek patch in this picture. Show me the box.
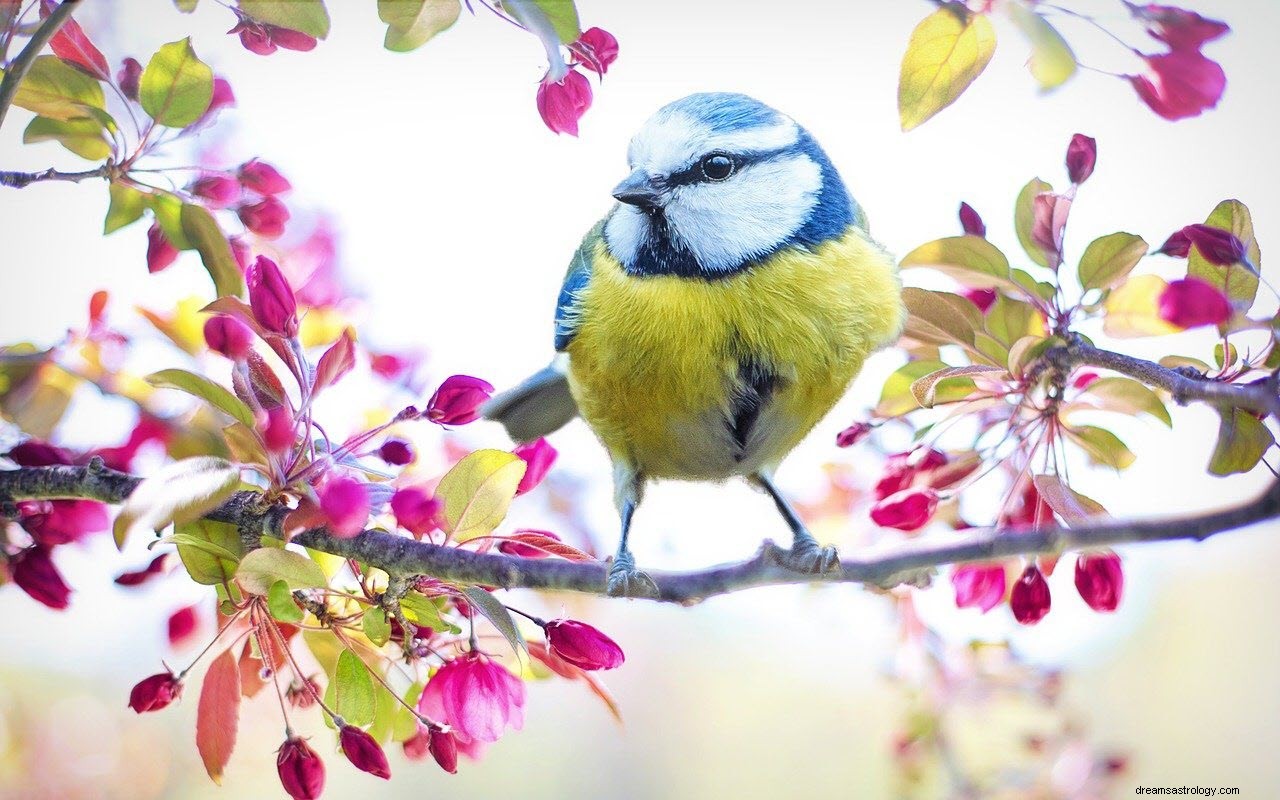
[603,204,649,268]
[629,111,800,174]
[664,154,822,272]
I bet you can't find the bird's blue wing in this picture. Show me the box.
[554,220,604,352]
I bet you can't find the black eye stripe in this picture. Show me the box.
[660,145,793,188]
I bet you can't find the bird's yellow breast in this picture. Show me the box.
[565,226,904,480]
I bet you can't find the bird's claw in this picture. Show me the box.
[776,540,840,575]
[606,552,659,598]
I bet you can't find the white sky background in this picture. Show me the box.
[2,1,1280,793]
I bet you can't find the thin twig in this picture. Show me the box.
[0,0,79,130]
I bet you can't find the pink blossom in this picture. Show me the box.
[261,405,296,453]
[391,487,441,536]
[238,159,291,195]
[426,375,494,425]
[513,438,557,494]
[114,554,168,587]
[19,499,108,545]
[1126,3,1229,52]
[1072,371,1100,390]
[190,174,240,207]
[952,563,1007,612]
[231,18,317,56]
[1075,551,1124,612]
[870,488,940,532]
[963,288,997,313]
[203,314,254,360]
[570,27,619,75]
[238,196,290,239]
[11,546,71,609]
[418,653,525,743]
[167,604,199,647]
[536,68,592,136]
[319,476,370,538]
[1157,276,1231,328]
[1128,51,1225,121]
[835,422,873,448]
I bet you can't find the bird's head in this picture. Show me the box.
[603,92,861,277]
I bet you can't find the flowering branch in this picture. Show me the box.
[2,340,1277,605]
[0,164,113,188]
[0,0,79,129]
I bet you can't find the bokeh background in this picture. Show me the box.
[2,0,1279,797]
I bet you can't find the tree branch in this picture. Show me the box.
[0,164,112,188]
[1,342,1276,605]
[0,0,80,130]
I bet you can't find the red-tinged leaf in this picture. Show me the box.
[1031,474,1107,526]
[312,328,355,395]
[197,647,241,784]
[500,530,596,562]
[40,0,110,80]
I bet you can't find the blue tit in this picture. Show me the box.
[484,92,905,596]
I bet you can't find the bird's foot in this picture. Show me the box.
[606,552,659,598]
[775,538,840,575]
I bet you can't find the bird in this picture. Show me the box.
[484,92,905,597]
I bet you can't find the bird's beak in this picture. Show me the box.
[611,168,663,209]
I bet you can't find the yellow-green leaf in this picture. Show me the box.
[1014,178,1053,268]
[239,0,331,39]
[147,368,255,427]
[379,0,461,51]
[173,519,243,585]
[1074,376,1172,427]
[22,114,110,160]
[1078,232,1149,292]
[331,650,375,726]
[180,203,247,297]
[901,287,983,349]
[1102,275,1180,338]
[140,38,213,128]
[267,579,305,622]
[910,364,1006,408]
[1208,408,1273,476]
[236,548,328,594]
[878,359,948,416]
[362,607,391,647]
[5,56,105,121]
[899,235,1019,293]
[1007,4,1076,91]
[898,4,996,131]
[529,0,581,43]
[1187,199,1262,308]
[113,456,240,548]
[105,182,147,234]
[1032,474,1107,526]
[149,191,192,249]
[436,449,526,542]
[1066,425,1136,471]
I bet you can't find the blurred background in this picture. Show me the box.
[2,0,1279,797]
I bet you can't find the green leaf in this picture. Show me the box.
[1077,232,1149,292]
[436,450,526,542]
[173,519,243,585]
[379,0,461,50]
[362,607,391,647]
[984,294,1042,349]
[399,592,457,632]
[899,235,1021,294]
[898,3,996,131]
[140,38,213,128]
[909,365,1005,408]
[146,368,255,427]
[1102,275,1180,338]
[180,203,247,297]
[1187,200,1262,309]
[22,114,111,160]
[877,359,949,416]
[105,182,147,234]
[148,191,192,249]
[267,579,304,622]
[1066,425,1136,471]
[463,586,525,657]
[236,548,328,594]
[4,56,105,121]
[238,0,331,39]
[1074,377,1172,427]
[175,0,199,11]
[529,0,581,43]
[901,287,983,349]
[1007,4,1076,91]
[1032,474,1107,526]
[332,650,376,727]
[1014,178,1053,268]
[367,681,399,744]
[1213,341,1238,370]
[1208,408,1274,476]
[1008,334,1058,379]
[113,456,240,548]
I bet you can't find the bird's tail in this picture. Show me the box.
[482,357,578,443]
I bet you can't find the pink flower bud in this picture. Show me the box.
[1065,133,1097,185]
[339,725,391,779]
[247,256,298,337]
[269,25,318,52]
[1128,51,1225,121]
[1072,371,1100,390]
[128,671,183,713]
[428,727,458,774]
[513,438,557,494]
[571,27,619,75]
[1074,551,1124,612]
[319,476,370,539]
[1157,229,1192,257]
[873,449,947,500]
[835,422,873,448]
[118,57,142,100]
[426,375,494,425]
[6,440,74,466]
[370,353,410,381]
[146,223,178,273]
[379,440,414,466]
[11,546,71,609]
[201,77,235,121]
[203,314,254,360]
[1010,565,1051,625]
[391,487,441,536]
[536,68,592,136]
[238,196,290,238]
[544,619,624,671]
[232,19,277,55]
[190,174,240,207]
[962,288,997,313]
[951,563,1007,612]
[1126,3,1229,52]
[238,158,292,196]
[1157,276,1231,328]
[115,554,168,587]
[1180,223,1248,266]
[277,736,326,800]
[958,201,986,237]
[19,499,108,545]
[261,405,296,453]
[870,488,940,532]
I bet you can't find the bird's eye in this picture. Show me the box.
[700,154,735,182]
